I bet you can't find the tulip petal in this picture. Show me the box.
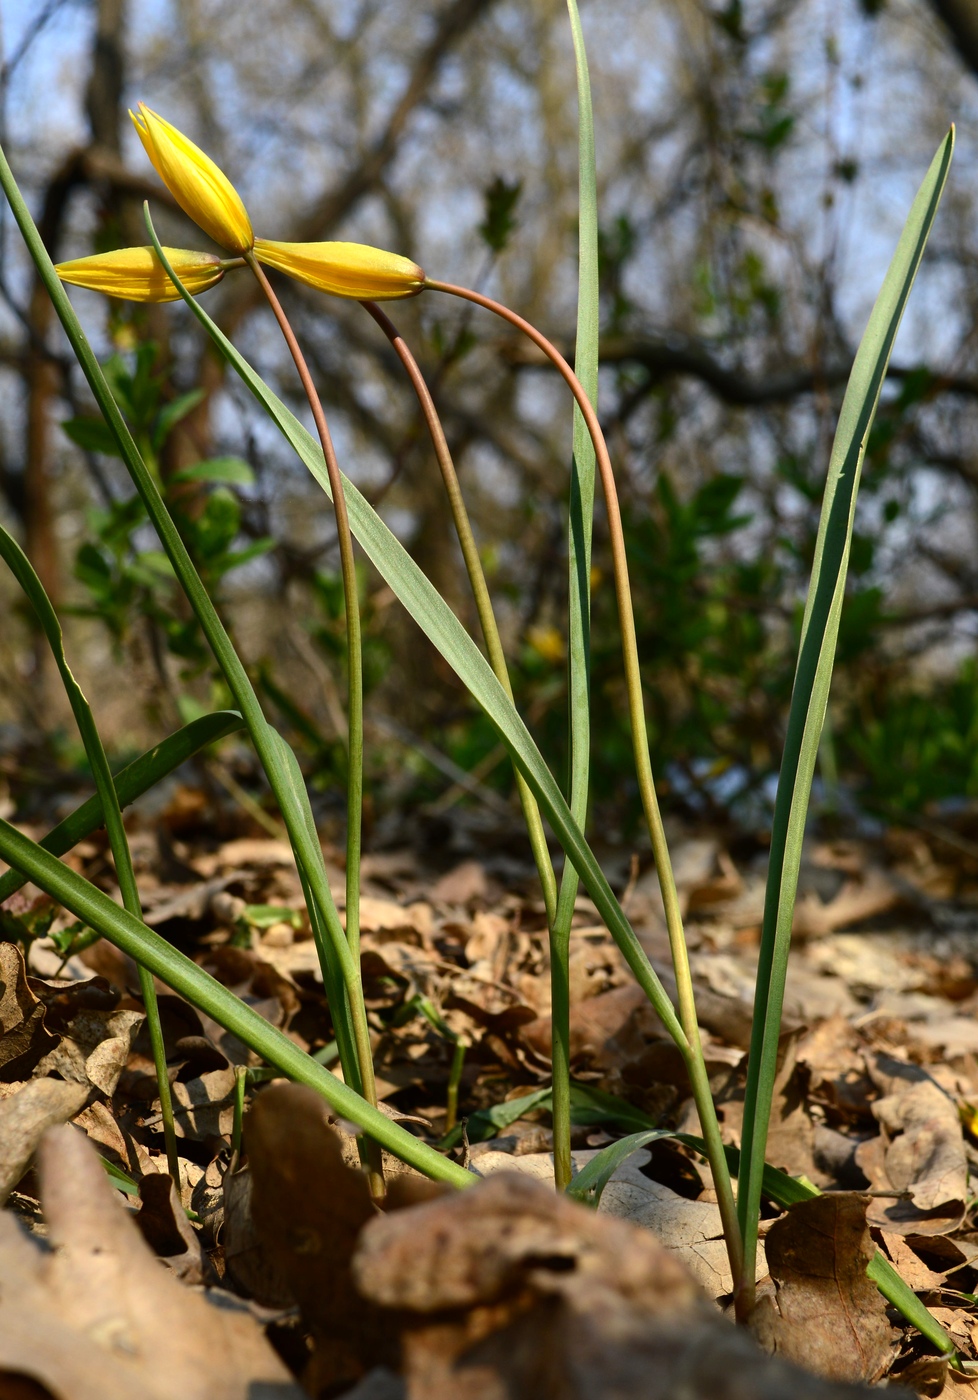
[131,104,254,255]
[55,247,225,303]
[253,239,424,301]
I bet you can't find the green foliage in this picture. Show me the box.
[844,661,978,812]
[64,342,272,675]
[478,175,523,253]
[740,71,796,152]
[0,896,57,958]
[597,213,636,332]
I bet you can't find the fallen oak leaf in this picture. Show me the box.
[750,1192,898,1384]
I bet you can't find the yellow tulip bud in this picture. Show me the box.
[55,246,225,302]
[130,103,254,254]
[253,238,424,301]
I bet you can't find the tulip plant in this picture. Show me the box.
[0,0,962,1356]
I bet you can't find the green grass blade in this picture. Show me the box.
[0,815,473,1188]
[0,710,243,903]
[148,241,689,1062]
[549,0,600,1193]
[566,1129,671,1206]
[866,1251,958,1361]
[737,128,955,1292]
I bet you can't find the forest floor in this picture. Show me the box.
[4,773,978,1397]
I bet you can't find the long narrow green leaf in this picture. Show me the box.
[566,1130,671,1206]
[145,236,689,1061]
[549,0,600,1192]
[738,129,955,1288]
[564,0,598,835]
[0,815,473,1188]
[0,710,243,903]
[0,519,182,1177]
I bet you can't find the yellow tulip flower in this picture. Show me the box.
[254,238,424,301]
[130,103,254,254]
[55,246,226,302]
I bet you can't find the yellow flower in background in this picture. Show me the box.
[130,103,254,254]
[254,239,424,301]
[527,624,566,665]
[55,247,226,302]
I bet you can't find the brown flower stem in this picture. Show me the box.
[245,252,381,1192]
[361,300,558,923]
[425,278,742,1271]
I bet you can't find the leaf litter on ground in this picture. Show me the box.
[6,783,978,1392]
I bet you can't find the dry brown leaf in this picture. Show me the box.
[750,1193,898,1384]
[858,1056,967,1235]
[879,1231,947,1291]
[798,1016,875,1125]
[354,1171,883,1400]
[719,1031,820,1184]
[473,1149,765,1299]
[0,1124,302,1400]
[33,1007,144,1097]
[791,869,901,940]
[0,1078,89,1203]
[222,1163,296,1307]
[135,1171,212,1285]
[430,860,488,905]
[0,944,58,1081]
[521,982,662,1062]
[168,1066,237,1140]
[352,897,433,943]
[244,1082,397,1394]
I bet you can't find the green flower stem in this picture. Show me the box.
[360,301,558,924]
[426,278,741,1271]
[0,525,180,1186]
[0,815,474,1189]
[244,254,364,970]
[244,251,381,1195]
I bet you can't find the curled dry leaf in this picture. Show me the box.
[353,1171,883,1400]
[0,1124,302,1400]
[750,1193,898,1384]
[34,1007,144,1097]
[0,942,59,1081]
[857,1054,967,1236]
[136,1171,213,1285]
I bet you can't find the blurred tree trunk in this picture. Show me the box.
[23,0,129,719]
[928,0,978,77]
[25,0,130,602]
